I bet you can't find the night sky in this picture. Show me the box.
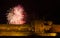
[0,0,60,24]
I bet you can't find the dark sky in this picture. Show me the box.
[0,0,60,24]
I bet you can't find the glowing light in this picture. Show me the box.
[7,5,26,25]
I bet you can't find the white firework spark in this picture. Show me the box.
[6,5,26,25]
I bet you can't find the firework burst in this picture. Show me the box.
[7,5,26,25]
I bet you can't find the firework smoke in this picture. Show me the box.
[7,5,26,25]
